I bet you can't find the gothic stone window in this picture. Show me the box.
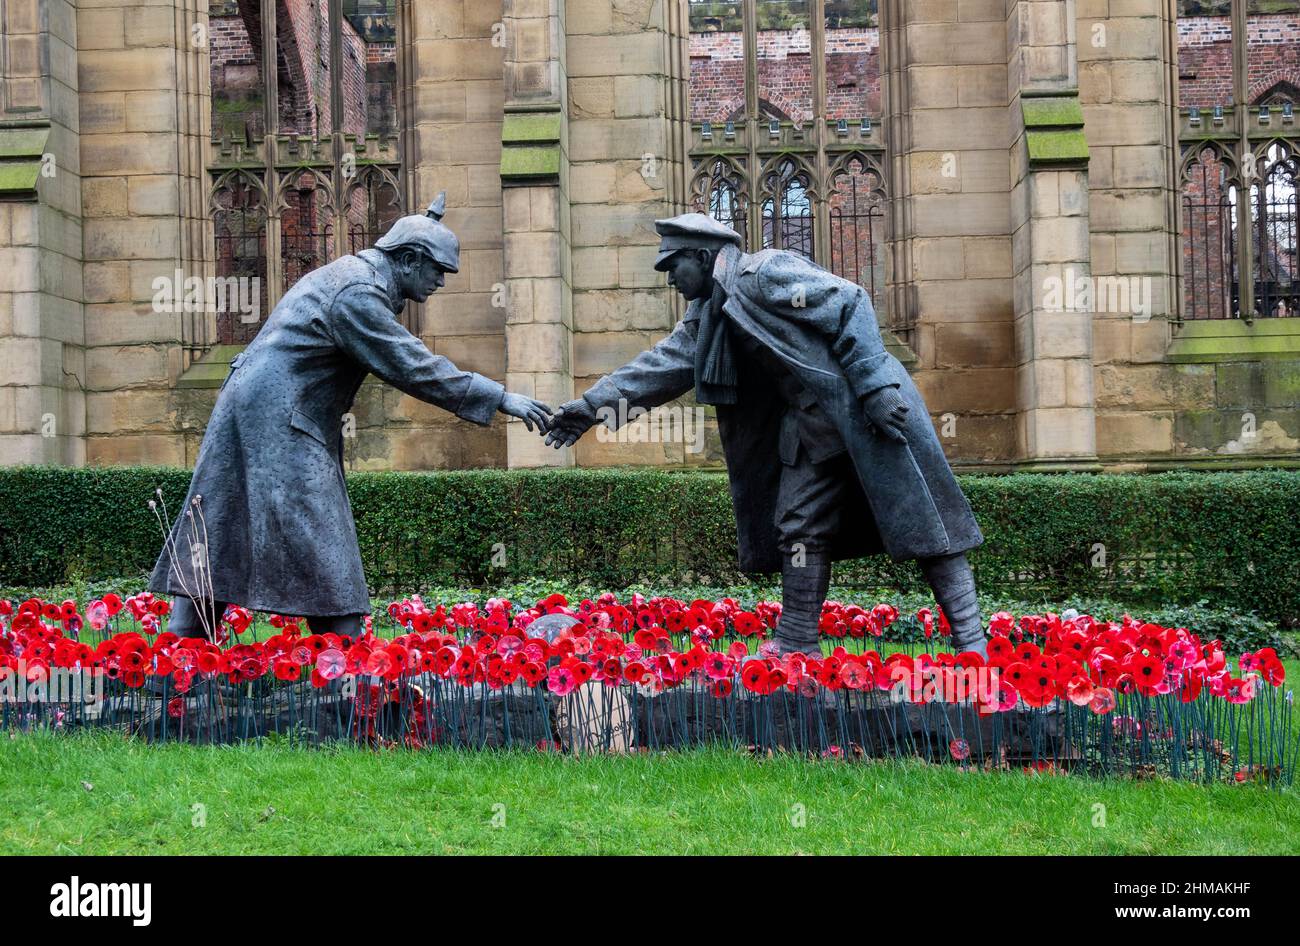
[205,0,403,349]
[1177,1,1300,320]
[687,1,889,321]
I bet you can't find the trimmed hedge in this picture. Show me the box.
[0,466,1297,623]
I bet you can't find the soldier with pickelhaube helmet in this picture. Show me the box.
[547,212,988,658]
[149,194,554,643]
[375,191,463,276]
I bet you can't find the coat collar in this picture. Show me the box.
[356,248,407,315]
[683,243,746,323]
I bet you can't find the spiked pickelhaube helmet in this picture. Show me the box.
[375,192,461,273]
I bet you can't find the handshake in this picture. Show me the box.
[496,392,599,449]
[502,385,910,448]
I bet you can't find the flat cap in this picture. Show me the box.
[653,212,743,270]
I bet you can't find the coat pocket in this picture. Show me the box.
[289,408,331,446]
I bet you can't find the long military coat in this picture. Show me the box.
[149,248,505,616]
[581,244,983,571]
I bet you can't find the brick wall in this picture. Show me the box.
[1179,150,1235,322]
[1087,0,1300,466]
[1176,12,1300,327]
[687,27,881,122]
[1177,14,1300,106]
[208,2,398,334]
[210,1,394,139]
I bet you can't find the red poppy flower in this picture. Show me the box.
[1013,641,1041,663]
[171,669,193,693]
[196,649,221,676]
[839,661,870,690]
[740,660,770,694]
[1002,661,1030,692]
[1127,653,1165,694]
[272,658,300,681]
[986,635,1015,666]
[664,611,692,635]
[1178,674,1203,703]
[1066,675,1094,706]
[1089,686,1116,714]
[548,664,576,696]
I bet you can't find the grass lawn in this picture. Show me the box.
[1,730,1296,855]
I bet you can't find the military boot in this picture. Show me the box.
[770,549,831,657]
[919,552,987,659]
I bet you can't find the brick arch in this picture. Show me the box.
[1251,75,1300,105]
[718,96,797,123]
[712,94,745,123]
[755,96,797,122]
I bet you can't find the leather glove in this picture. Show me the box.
[545,397,599,449]
[862,386,909,443]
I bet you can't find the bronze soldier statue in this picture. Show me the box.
[150,195,552,640]
[546,214,987,658]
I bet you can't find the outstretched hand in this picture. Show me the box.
[499,393,554,433]
[545,398,598,449]
[863,386,909,443]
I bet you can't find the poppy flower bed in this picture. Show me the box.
[1,591,1294,785]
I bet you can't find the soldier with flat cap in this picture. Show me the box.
[547,213,987,657]
[151,194,553,641]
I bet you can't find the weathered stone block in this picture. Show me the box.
[507,322,571,372]
[504,231,562,278]
[86,389,175,434]
[571,202,658,248]
[87,433,186,466]
[1095,363,1215,410]
[567,34,664,78]
[569,77,616,119]
[78,49,175,93]
[934,320,1015,368]
[124,90,180,133]
[573,288,671,333]
[574,329,656,377]
[85,344,174,390]
[1097,410,1174,456]
[84,217,180,261]
[1214,362,1264,409]
[77,8,125,49]
[915,278,1013,321]
[915,367,1016,413]
[127,175,178,216]
[572,247,620,289]
[1262,361,1300,407]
